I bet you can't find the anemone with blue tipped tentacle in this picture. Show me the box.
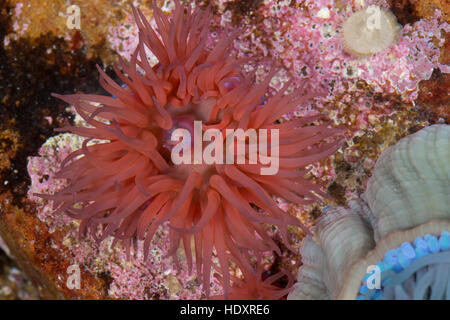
[288,124,450,300]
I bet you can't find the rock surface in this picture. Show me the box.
[0,0,448,299]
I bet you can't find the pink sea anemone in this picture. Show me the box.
[40,1,343,298]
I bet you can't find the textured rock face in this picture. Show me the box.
[0,193,109,299]
[289,125,450,300]
[0,0,449,299]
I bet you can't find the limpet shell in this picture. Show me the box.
[342,6,401,56]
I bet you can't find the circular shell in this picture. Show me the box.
[342,6,401,56]
[365,125,450,241]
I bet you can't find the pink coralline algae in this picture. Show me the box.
[108,0,449,133]
[217,0,449,123]
[27,134,78,232]
[284,1,445,97]
[26,0,449,300]
[28,132,223,299]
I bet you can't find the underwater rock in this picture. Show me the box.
[0,0,448,299]
[288,124,450,300]
[0,192,108,299]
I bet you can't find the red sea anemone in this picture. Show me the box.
[41,1,343,298]
[213,254,296,300]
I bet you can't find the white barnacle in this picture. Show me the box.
[342,6,401,56]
